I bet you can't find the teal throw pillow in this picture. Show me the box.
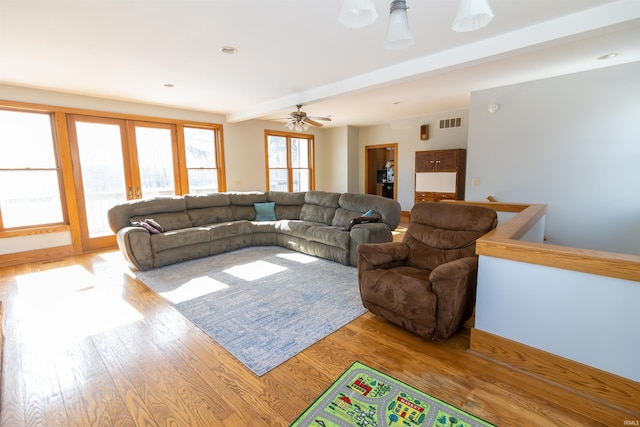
[363,209,376,217]
[254,202,277,221]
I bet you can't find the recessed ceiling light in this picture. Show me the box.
[163,83,174,88]
[597,53,618,60]
[220,46,238,54]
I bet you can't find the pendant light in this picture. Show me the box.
[451,0,494,32]
[384,0,414,49]
[339,0,378,29]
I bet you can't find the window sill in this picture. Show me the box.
[0,224,70,238]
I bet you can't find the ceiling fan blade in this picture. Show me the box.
[304,118,324,127]
[307,116,332,121]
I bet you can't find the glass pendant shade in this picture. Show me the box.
[451,0,494,32]
[339,0,378,29]
[384,0,414,49]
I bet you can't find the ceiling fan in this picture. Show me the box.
[281,104,331,131]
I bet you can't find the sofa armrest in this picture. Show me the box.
[116,227,154,270]
[429,256,479,341]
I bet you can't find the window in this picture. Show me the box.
[265,131,314,192]
[0,109,65,230]
[184,126,220,194]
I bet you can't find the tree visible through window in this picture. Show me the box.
[265,131,314,192]
[0,109,65,229]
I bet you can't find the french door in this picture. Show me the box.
[67,115,178,251]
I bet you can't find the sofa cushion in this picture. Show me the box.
[187,206,234,226]
[229,192,269,220]
[108,196,187,232]
[184,193,231,209]
[332,207,365,228]
[150,227,210,251]
[300,191,340,225]
[268,191,304,219]
[274,220,314,238]
[132,211,192,232]
[338,192,401,230]
[254,202,276,221]
[306,225,350,250]
[206,221,254,240]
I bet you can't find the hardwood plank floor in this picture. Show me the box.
[0,225,634,426]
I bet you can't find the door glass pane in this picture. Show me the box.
[269,169,288,191]
[135,126,175,198]
[75,122,127,237]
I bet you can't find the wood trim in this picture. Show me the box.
[264,130,315,192]
[0,99,224,129]
[0,224,70,238]
[216,126,227,192]
[469,328,640,418]
[476,238,640,282]
[54,111,83,254]
[0,245,74,268]
[451,201,640,283]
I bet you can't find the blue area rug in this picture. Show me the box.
[134,246,365,376]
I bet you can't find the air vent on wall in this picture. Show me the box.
[439,117,462,129]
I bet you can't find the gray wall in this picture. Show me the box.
[466,62,640,255]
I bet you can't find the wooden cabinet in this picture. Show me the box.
[414,149,466,204]
[415,149,462,172]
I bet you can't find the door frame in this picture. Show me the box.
[364,143,398,200]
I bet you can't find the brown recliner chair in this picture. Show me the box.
[357,202,498,341]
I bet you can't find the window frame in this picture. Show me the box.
[0,100,225,244]
[178,123,226,195]
[264,130,315,192]
[0,105,69,233]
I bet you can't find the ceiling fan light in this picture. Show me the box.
[302,122,310,131]
[285,122,295,130]
[451,0,494,32]
[384,1,414,50]
[339,0,378,29]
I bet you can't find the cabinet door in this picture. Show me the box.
[435,150,459,172]
[415,151,436,172]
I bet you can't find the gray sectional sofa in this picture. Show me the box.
[107,191,402,271]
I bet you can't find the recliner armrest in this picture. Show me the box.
[429,256,478,283]
[357,242,409,269]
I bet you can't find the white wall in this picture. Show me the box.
[357,110,469,212]
[316,126,348,193]
[466,62,640,255]
[477,254,640,382]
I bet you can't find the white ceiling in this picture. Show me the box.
[1,0,639,128]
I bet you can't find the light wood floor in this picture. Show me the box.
[0,225,630,426]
